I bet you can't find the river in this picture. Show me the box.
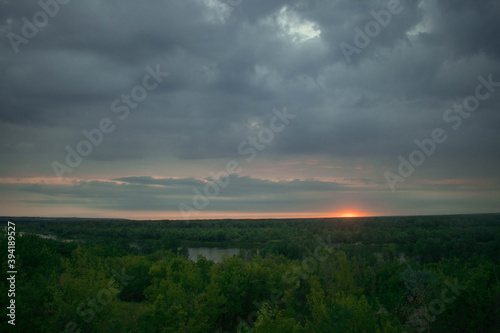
[184,247,241,263]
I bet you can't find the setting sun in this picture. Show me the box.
[331,208,367,218]
[341,213,359,218]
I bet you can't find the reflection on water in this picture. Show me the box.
[186,247,240,263]
[19,232,76,242]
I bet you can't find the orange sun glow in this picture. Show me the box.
[331,208,367,218]
[340,213,359,217]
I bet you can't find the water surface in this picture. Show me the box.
[186,247,240,263]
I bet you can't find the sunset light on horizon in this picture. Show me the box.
[1,0,499,220]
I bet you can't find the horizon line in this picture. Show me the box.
[2,212,499,222]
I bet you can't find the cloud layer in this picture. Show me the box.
[1,0,499,218]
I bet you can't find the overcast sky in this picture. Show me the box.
[1,0,499,219]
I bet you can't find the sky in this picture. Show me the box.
[1,0,499,219]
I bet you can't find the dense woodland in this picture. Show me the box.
[1,214,499,332]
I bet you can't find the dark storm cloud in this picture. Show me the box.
[0,0,499,213]
[116,174,346,194]
[432,0,500,59]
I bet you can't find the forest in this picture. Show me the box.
[1,214,499,332]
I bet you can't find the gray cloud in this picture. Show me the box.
[13,176,345,213]
[114,176,207,188]
[1,0,499,216]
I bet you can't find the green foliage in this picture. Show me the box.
[3,214,499,332]
[254,303,304,333]
[305,277,380,332]
[260,239,307,260]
